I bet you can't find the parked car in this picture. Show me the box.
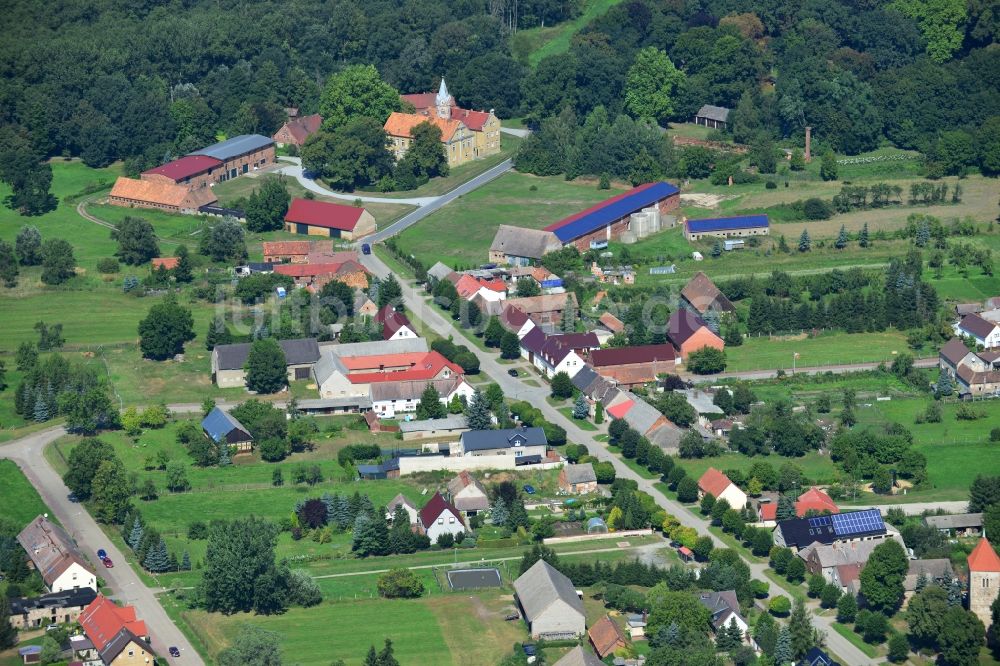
[102,557,113,568]
[361,243,371,255]
[523,484,536,494]
[45,624,60,632]
[507,368,519,377]
[169,647,181,657]
[97,549,107,560]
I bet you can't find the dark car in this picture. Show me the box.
[522,644,537,656]
[507,368,518,377]
[97,549,107,560]
[169,647,181,657]
[102,557,113,568]
[361,243,371,255]
[523,484,536,494]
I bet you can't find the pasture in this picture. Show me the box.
[722,330,913,372]
[0,460,52,530]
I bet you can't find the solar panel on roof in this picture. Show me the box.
[808,516,832,528]
[831,509,884,536]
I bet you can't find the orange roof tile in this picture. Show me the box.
[589,615,627,658]
[384,112,464,142]
[151,257,179,270]
[262,241,313,257]
[341,352,431,371]
[795,487,839,516]
[969,538,1000,572]
[109,176,216,208]
[698,467,734,499]
[78,595,147,652]
[760,503,777,521]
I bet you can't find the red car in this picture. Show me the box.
[102,557,113,568]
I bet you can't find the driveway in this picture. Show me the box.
[693,357,938,382]
[0,428,202,666]
[359,251,880,666]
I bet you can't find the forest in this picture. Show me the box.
[0,0,997,209]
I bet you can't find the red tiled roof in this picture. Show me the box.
[401,93,442,110]
[607,400,634,420]
[275,114,322,144]
[284,198,367,231]
[274,262,347,278]
[795,487,839,516]
[141,155,222,182]
[346,351,461,384]
[589,615,627,658]
[151,257,179,270]
[698,467,733,499]
[419,491,463,528]
[78,595,147,652]
[478,277,507,293]
[110,176,217,208]
[591,344,675,367]
[384,112,464,142]
[452,108,492,132]
[969,538,1000,572]
[599,312,625,334]
[759,504,777,521]
[262,241,313,257]
[340,352,431,371]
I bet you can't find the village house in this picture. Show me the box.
[108,176,217,214]
[17,516,96,593]
[274,259,370,291]
[571,366,622,417]
[513,560,586,639]
[559,463,598,494]
[589,344,677,388]
[455,426,548,460]
[589,615,627,659]
[190,134,275,182]
[357,297,379,318]
[140,154,223,190]
[386,494,419,526]
[773,508,901,552]
[967,538,1000,629]
[598,312,625,335]
[506,292,577,328]
[262,240,319,264]
[957,313,1000,349]
[372,377,474,418]
[699,590,754,649]
[553,646,605,666]
[489,225,562,266]
[283,198,376,240]
[667,309,725,360]
[8,587,96,630]
[498,303,537,339]
[384,111,475,168]
[607,393,682,451]
[681,272,736,315]
[201,407,253,453]
[446,471,490,515]
[519,328,587,378]
[800,540,881,589]
[684,214,770,241]
[272,113,322,146]
[756,487,839,524]
[903,559,955,601]
[401,79,502,159]
[924,512,983,537]
[694,105,731,129]
[150,257,178,271]
[697,468,749,511]
[427,261,455,283]
[417,492,465,543]
[454,273,507,302]
[313,348,462,398]
[77,595,151,666]
[211,337,321,388]
[375,306,418,341]
[543,182,680,251]
[399,414,468,441]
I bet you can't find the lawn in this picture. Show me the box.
[830,622,881,658]
[675,451,839,487]
[395,170,627,268]
[0,460,52,530]
[723,330,913,372]
[512,0,625,67]
[558,407,597,430]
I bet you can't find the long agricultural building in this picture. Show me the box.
[544,181,680,251]
[684,214,770,241]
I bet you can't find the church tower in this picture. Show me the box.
[968,537,1000,631]
[436,78,452,120]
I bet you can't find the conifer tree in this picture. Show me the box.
[859,222,869,247]
[128,520,144,551]
[776,493,797,521]
[490,498,509,527]
[466,389,493,430]
[181,551,191,571]
[798,229,811,252]
[572,394,589,419]
[835,225,848,249]
[218,443,231,466]
[711,239,722,257]
[936,368,953,396]
[774,626,793,665]
[0,597,17,649]
[594,401,604,424]
[143,538,171,572]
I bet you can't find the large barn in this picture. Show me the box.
[544,182,680,251]
[684,214,770,241]
[283,198,377,240]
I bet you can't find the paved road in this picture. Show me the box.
[0,428,202,666]
[500,127,531,138]
[275,157,437,205]
[695,357,938,382]
[359,252,879,666]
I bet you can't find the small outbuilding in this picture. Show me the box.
[694,105,731,129]
[201,407,253,453]
[513,559,586,639]
[559,463,598,494]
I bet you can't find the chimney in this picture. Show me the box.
[804,127,812,163]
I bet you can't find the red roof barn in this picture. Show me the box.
[283,198,377,240]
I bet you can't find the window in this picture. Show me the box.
[437,518,444,525]
[448,517,455,524]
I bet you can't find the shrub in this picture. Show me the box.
[97,257,120,273]
[769,595,791,616]
[376,568,424,598]
[991,428,1000,442]
[765,180,777,189]
[802,197,833,220]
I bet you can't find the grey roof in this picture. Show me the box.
[491,225,561,260]
[681,389,725,415]
[296,396,372,410]
[563,463,596,484]
[387,493,417,511]
[99,628,150,664]
[460,426,547,451]
[370,377,462,402]
[696,105,730,122]
[960,313,999,339]
[939,338,971,366]
[647,422,683,450]
[447,471,490,511]
[214,338,320,370]
[322,337,428,357]
[399,415,468,433]
[312,352,349,386]
[428,262,455,282]
[571,365,599,392]
[904,559,955,591]
[10,587,97,615]
[17,516,94,587]
[191,134,274,161]
[573,364,624,404]
[513,559,584,622]
[799,540,881,568]
[621,394,663,434]
[924,513,983,529]
[553,646,605,666]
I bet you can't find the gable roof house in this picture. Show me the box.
[399,414,469,441]
[589,344,677,388]
[376,306,418,341]
[924,512,983,536]
[607,393,682,451]
[681,272,736,314]
[284,198,376,241]
[386,494,419,525]
[684,214,769,241]
[698,468,749,511]
[446,471,491,514]
[8,587,97,630]
[519,328,587,378]
[506,292,578,327]
[667,309,724,360]
[571,366,622,410]
[77,595,151,665]
[261,240,317,264]
[272,113,322,146]
[211,337,321,388]
[384,112,475,168]
[498,303,537,339]
[513,560,586,639]
[957,313,1000,349]
[694,105,731,129]
[939,337,976,376]
[553,646,605,666]
[559,463,598,494]
[698,590,754,648]
[588,615,627,658]
[201,407,254,452]
[456,426,547,459]
[774,508,901,551]
[370,376,474,419]
[799,540,882,588]
[598,311,626,335]
[904,559,955,594]
[17,516,96,593]
[489,225,563,266]
[544,182,681,251]
[417,492,465,543]
[427,262,455,283]
[140,154,223,188]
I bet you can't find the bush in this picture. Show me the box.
[376,568,424,598]
[686,346,726,374]
[765,180,777,189]
[769,595,791,616]
[992,428,1000,442]
[802,198,833,220]
[97,257,120,273]
[436,532,454,548]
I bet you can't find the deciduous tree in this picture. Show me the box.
[138,295,195,360]
[111,216,159,265]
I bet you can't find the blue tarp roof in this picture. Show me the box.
[686,214,769,233]
[201,407,250,443]
[545,182,679,243]
[191,134,274,161]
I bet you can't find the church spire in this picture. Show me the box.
[436,77,452,120]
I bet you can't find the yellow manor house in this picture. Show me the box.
[385,79,501,168]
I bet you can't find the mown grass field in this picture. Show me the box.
[395,171,627,268]
[0,460,52,530]
[723,330,913,371]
